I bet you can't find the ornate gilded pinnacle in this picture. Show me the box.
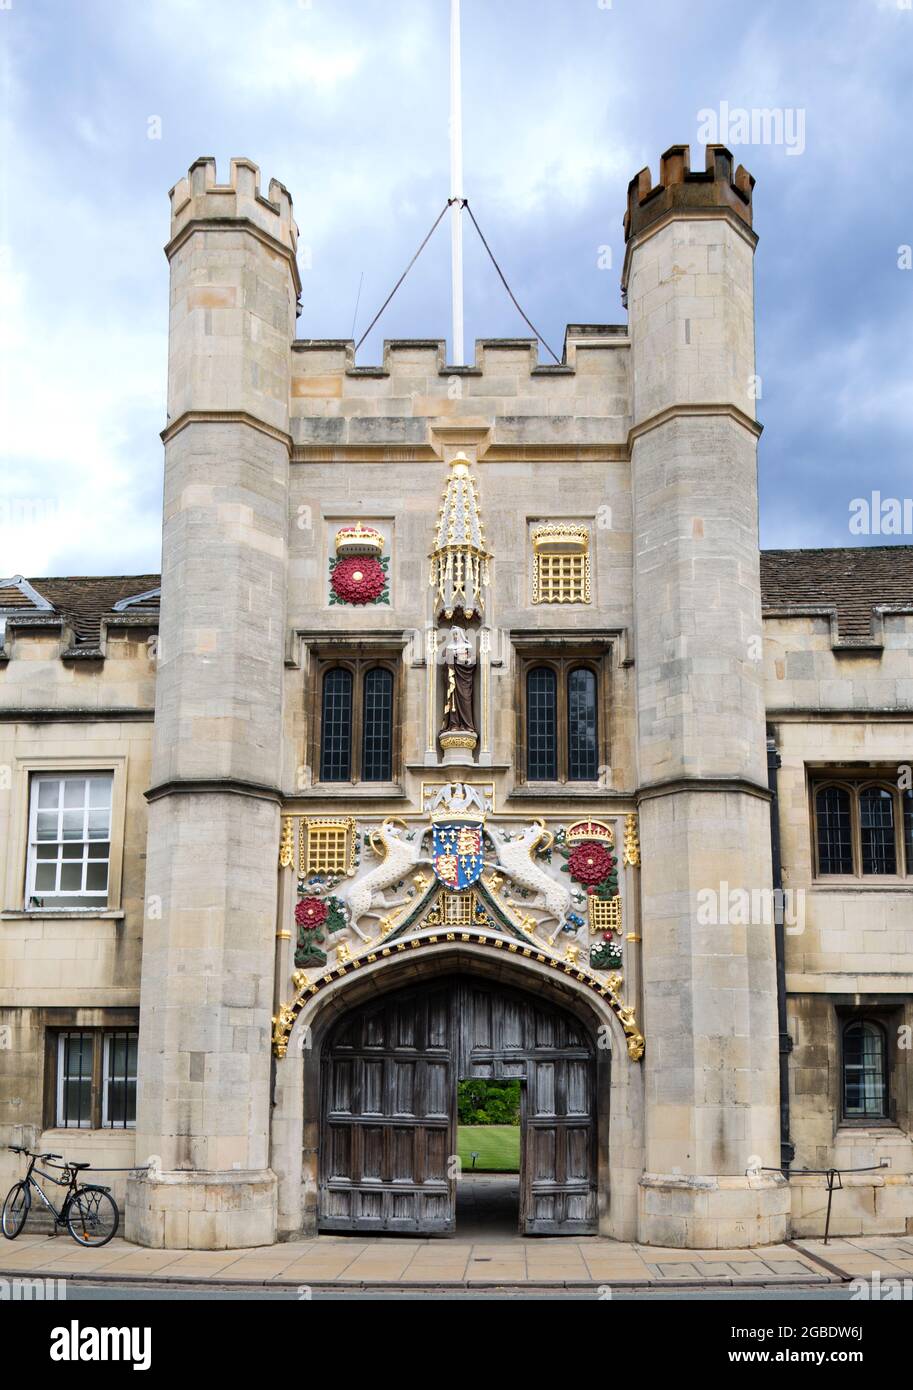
[623,812,641,868]
[429,452,490,619]
[279,816,295,869]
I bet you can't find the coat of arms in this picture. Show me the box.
[431,820,484,889]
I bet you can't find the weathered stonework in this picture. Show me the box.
[1,146,910,1249]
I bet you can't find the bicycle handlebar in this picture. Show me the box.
[7,1147,63,1160]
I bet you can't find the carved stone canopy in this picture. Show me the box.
[429,453,490,619]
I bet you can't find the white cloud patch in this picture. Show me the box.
[1,0,912,571]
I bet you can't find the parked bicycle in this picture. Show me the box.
[2,1146,119,1247]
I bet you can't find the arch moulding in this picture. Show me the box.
[268,937,645,1243]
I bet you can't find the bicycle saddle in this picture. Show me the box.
[68,1161,91,1170]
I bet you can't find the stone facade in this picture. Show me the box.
[0,145,910,1249]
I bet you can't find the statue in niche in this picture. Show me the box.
[440,624,477,735]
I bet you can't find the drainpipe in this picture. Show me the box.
[767,730,795,1172]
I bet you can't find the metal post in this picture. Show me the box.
[449,0,464,365]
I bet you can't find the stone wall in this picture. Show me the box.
[0,628,154,1198]
[766,609,913,1235]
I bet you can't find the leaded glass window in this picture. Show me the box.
[320,668,353,782]
[860,787,896,875]
[567,667,598,781]
[816,786,853,875]
[362,667,393,782]
[527,666,557,780]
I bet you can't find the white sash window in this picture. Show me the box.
[27,773,113,908]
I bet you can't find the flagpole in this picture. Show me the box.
[449,0,464,365]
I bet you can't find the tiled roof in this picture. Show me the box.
[0,584,41,608]
[23,575,161,648]
[760,546,913,644]
[4,547,911,650]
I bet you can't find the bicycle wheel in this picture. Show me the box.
[1,1182,30,1239]
[66,1187,119,1247]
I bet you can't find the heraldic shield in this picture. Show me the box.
[432,820,484,889]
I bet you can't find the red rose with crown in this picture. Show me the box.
[295,897,329,928]
[567,840,615,888]
[330,555,386,605]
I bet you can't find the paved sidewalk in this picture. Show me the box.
[797,1234,913,1281]
[3,1227,911,1288]
[0,1230,849,1288]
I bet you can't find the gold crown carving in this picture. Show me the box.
[334,523,385,557]
[429,806,487,826]
[565,818,614,847]
[531,523,589,553]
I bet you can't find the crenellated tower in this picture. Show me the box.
[127,159,299,1248]
[623,145,787,1246]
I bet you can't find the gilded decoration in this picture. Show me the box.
[301,817,356,877]
[531,522,591,605]
[623,812,641,868]
[273,790,645,1063]
[272,927,645,1062]
[429,453,490,620]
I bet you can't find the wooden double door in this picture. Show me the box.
[319,975,597,1235]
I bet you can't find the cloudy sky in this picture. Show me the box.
[1,0,911,576]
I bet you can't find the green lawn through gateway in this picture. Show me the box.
[457,1125,520,1172]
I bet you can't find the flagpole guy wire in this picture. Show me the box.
[355,201,453,353]
[463,200,561,365]
[354,197,561,367]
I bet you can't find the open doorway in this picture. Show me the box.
[317,973,598,1236]
[456,1078,521,1238]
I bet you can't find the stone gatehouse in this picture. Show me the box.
[1,145,911,1249]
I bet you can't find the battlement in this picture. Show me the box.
[168,156,298,255]
[291,327,628,378]
[287,329,632,450]
[623,144,754,243]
